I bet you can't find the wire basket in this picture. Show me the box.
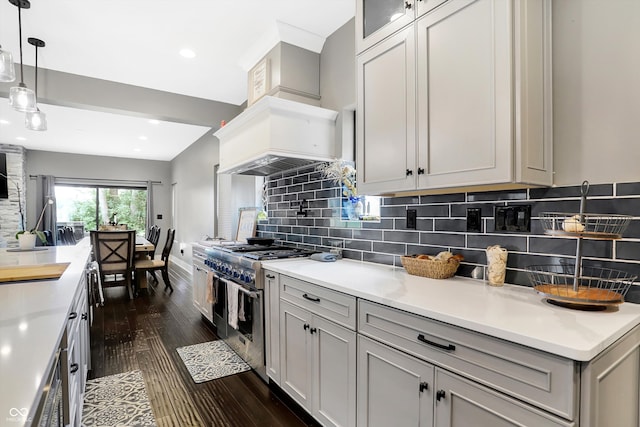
[539,212,631,239]
[401,256,460,279]
[526,265,637,307]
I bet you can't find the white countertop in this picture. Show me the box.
[0,242,91,426]
[261,258,640,361]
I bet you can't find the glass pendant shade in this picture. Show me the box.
[9,83,37,112]
[25,108,47,131]
[0,46,16,82]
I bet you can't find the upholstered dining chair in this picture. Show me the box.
[90,230,137,303]
[135,228,175,292]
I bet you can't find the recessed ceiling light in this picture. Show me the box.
[138,135,148,141]
[148,119,159,125]
[134,148,142,152]
[0,119,10,125]
[16,136,26,141]
[180,48,196,59]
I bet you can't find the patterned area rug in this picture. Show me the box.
[83,370,156,427]
[177,340,251,383]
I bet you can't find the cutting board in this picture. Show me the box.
[0,263,71,283]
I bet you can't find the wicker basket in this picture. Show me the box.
[401,256,460,279]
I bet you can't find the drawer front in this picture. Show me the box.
[280,275,356,330]
[358,300,577,420]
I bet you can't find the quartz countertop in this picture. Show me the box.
[0,242,91,426]
[261,258,640,361]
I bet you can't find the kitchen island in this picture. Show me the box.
[262,258,640,427]
[0,242,92,426]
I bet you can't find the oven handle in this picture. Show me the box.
[238,286,260,299]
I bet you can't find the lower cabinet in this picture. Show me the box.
[192,246,213,322]
[264,270,281,384]
[358,335,571,427]
[280,300,356,427]
[357,335,433,427]
[62,270,91,426]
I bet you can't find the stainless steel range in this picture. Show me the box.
[204,243,316,382]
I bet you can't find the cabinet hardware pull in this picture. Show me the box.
[406,169,413,176]
[436,390,446,401]
[266,274,275,279]
[303,324,310,331]
[81,313,88,320]
[405,1,412,9]
[419,382,429,392]
[310,327,317,334]
[68,312,78,320]
[303,293,320,302]
[417,334,455,352]
[417,167,425,175]
[70,363,79,374]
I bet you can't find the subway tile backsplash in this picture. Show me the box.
[257,164,640,303]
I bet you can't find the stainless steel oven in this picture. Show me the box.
[204,243,315,383]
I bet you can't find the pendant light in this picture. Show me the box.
[25,37,46,131]
[0,44,16,82]
[8,0,37,113]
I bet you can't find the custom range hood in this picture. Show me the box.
[215,96,338,176]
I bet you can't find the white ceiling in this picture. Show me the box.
[0,0,355,160]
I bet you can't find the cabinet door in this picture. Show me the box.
[358,335,434,427]
[312,316,357,427]
[356,0,415,53]
[416,0,513,189]
[280,300,313,410]
[193,265,212,321]
[434,369,571,427]
[357,25,417,195]
[264,271,281,384]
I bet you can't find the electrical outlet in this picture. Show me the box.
[466,208,482,232]
[406,209,417,229]
[156,214,163,220]
[494,205,531,232]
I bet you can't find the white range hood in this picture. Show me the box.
[215,96,338,176]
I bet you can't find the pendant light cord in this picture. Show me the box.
[34,43,38,96]
[17,3,24,84]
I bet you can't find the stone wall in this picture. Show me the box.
[0,144,27,247]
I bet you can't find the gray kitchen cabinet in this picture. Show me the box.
[358,335,570,427]
[357,335,434,427]
[579,325,640,427]
[279,287,357,427]
[264,270,281,384]
[356,0,553,196]
[433,369,571,427]
[192,245,213,323]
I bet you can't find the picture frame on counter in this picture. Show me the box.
[236,208,258,242]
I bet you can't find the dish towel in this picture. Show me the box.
[206,271,217,304]
[238,290,246,322]
[227,281,241,330]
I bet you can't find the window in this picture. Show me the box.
[55,185,147,239]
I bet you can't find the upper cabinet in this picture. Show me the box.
[356,0,450,54]
[356,0,553,196]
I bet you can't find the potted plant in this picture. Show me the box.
[16,198,54,249]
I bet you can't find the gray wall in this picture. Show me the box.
[25,150,172,234]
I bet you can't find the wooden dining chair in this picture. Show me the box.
[90,230,137,303]
[135,228,175,292]
[146,225,161,283]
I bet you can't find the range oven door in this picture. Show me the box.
[215,275,266,382]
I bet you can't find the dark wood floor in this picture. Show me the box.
[89,266,317,427]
